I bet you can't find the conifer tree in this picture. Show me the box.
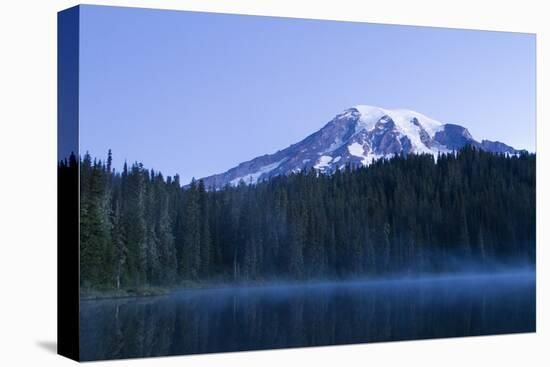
[70,148,536,290]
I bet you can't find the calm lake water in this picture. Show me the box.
[80,272,535,361]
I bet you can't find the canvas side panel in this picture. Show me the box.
[57,5,80,362]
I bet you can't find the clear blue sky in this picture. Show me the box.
[79,5,536,184]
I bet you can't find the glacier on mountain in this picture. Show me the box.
[199,105,525,188]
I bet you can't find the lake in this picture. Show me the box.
[79,271,535,361]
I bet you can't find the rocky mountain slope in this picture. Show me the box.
[200,105,524,188]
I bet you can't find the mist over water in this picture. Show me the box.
[80,269,535,361]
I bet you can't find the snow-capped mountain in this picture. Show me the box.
[200,105,525,188]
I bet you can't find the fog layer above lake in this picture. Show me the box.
[80,270,535,361]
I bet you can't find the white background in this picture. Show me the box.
[0,0,548,365]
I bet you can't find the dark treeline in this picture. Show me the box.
[58,147,535,290]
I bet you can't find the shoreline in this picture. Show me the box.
[80,268,535,301]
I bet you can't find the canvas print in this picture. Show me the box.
[57,5,536,362]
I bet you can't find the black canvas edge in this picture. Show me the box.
[57,5,80,362]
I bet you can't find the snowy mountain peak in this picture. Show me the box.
[199,105,525,188]
[349,105,444,137]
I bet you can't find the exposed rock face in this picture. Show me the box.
[199,105,526,189]
[433,124,474,150]
[480,140,522,154]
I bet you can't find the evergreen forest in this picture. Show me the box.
[57,147,536,291]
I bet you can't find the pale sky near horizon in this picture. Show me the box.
[78,5,536,184]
